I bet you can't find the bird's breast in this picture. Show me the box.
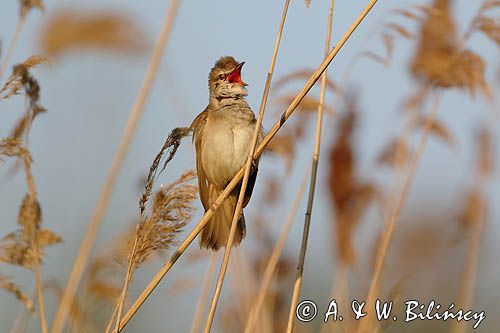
[201,110,256,187]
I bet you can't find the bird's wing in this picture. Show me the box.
[242,166,258,208]
[191,108,210,210]
[242,128,264,208]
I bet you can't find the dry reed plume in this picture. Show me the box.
[40,10,147,57]
[1,0,499,332]
[1,56,61,333]
[51,1,181,331]
[110,170,197,332]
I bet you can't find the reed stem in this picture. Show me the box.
[118,2,378,328]
[357,92,442,333]
[50,1,181,332]
[202,1,291,331]
[244,174,308,333]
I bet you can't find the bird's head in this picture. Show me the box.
[208,56,248,101]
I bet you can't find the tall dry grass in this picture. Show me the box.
[286,0,336,331]
[1,0,499,332]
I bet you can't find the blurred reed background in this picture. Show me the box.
[0,0,499,332]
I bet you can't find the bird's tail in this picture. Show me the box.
[199,185,246,251]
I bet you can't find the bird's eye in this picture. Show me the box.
[218,73,225,80]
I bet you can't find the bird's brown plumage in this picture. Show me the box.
[191,56,260,251]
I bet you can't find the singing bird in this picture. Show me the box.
[190,56,262,251]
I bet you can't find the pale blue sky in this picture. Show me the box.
[1,1,499,332]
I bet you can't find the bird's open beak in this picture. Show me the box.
[227,62,248,86]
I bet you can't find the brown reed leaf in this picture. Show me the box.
[272,95,333,150]
[45,282,93,332]
[0,228,60,270]
[85,256,122,305]
[87,281,121,305]
[0,56,47,100]
[270,71,338,159]
[10,106,47,139]
[377,138,411,167]
[38,229,63,247]
[336,183,377,264]
[385,22,414,39]
[263,178,281,205]
[329,107,356,212]
[270,92,333,172]
[0,231,36,269]
[413,116,455,146]
[275,94,334,115]
[167,276,198,296]
[19,0,44,18]
[392,8,423,22]
[328,96,376,264]
[41,10,147,57]
[132,170,198,269]
[401,86,429,113]
[475,126,494,178]
[458,187,484,228]
[382,32,395,58]
[412,3,441,17]
[0,137,31,162]
[272,69,340,95]
[360,51,388,66]
[474,16,500,46]
[361,15,416,68]
[0,274,35,314]
[266,132,295,172]
[139,127,191,215]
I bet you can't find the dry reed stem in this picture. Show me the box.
[25,162,47,333]
[50,1,181,332]
[118,3,378,328]
[357,91,442,333]
[0,16,26,78]
[229,250,260,331]
[0,276,34,317]
[1,60,51,332]
[9,303,32,333]
[20,154,46,333]
[108,169,196,332]
[449,199,486,333]
[25,175,46,333]
[190,253,218,333]
[286,1,335,331]
[202,1,291,332]
[244,173,308,333]
[104,301,120,333]
[320,263,350,333]
[449,124,491,333]
[32,235,47,333]
[378,87,429,247]
[112,235,139,333]
[20,79,47,333]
